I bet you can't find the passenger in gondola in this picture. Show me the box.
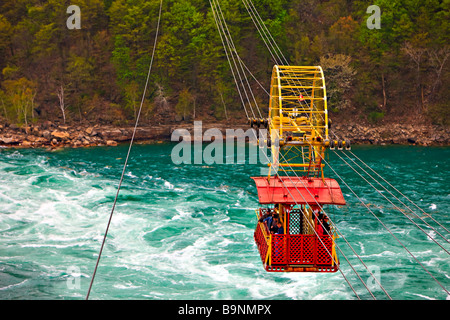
[312,206,321,222]
[274,203,279,215]
[275,221,284,234]
[263,212,275,232]
[259,208,271,222]
[315,218,324,237]
[322,215,331,236]
[269,214,279,233]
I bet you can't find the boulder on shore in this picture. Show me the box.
[51,130,70,140]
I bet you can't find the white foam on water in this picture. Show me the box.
[411,293,436,300]
[125,171,137,178]
[1,146,449,300]
[164,181,173,189]
[0,279,28,291]
[113,282,142,290]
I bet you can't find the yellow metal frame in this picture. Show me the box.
[268,65,329,179]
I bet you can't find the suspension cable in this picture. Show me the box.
[209,0,250,119]
[335,151,450,254]
[240,0,448,298]
[276,151,391,299]
[211,2,390,300]
[239,2,378,289]
[242,0,312,108]
[211,0,261,119]
[85,0,163,300]
[242,1,395,298]
[342,149,449,243]
[320,153,450,296]
[348,150,449,234]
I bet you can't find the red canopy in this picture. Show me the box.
[251,176,346,206]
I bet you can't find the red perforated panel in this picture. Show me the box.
[254,216,338,273]
[316,236,333,265]
[271,235,287,264]
[303,235,315,264]
[288,235,302,264]
[254,223,268,263]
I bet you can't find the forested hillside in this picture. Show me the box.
[0,0,449,127]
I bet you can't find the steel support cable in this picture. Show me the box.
[271,173,365,299]
[321,122,447,240]
[264,13,447,248]
[239,1,383,298]
[334,151,450,255]
[342,150,450,244]
[320,153,450,296]
[209,0,250,119]
[244,0,337,138]
[213,1,370,300]
[216,0,263,120]
[348,150,450,234]
[213,33,362,298]
[245,129,375,298]
[244,0,333,137]
[241,0,281,65]
[320,127,449,246]
[85,0,163,300]
[318,127,448,244]
[275,151,391,300]
[259,149,364,299]
[210,0,251,118]
[211,0,262,119]
[242,0,442,298]
[242,0,312,109]
[242,0,327,148]
[236,55,270,96]
[245,0,287,66]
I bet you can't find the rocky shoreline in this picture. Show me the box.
[0,121,449,150]
[331,123,450,146]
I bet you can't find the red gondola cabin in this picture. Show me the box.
[252,176,346,272]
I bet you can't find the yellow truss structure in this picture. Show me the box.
[267,65,330,178]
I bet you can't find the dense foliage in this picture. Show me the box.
[0,0,448,126]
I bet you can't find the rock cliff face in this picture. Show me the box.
[0,121,448,149]
[0,122,175,149]
[331,123,450,146]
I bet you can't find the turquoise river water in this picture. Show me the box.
[0,143,448,300]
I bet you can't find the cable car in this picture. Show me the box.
[251,65,346,272]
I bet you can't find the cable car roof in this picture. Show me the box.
[251,176,346,205]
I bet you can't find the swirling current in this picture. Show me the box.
[0,143,448,300]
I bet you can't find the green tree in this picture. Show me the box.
[320,54,356,111]
[1,77,37,125]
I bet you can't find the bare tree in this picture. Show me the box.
[57,85,68,124]
[155,83,170,114]
[402,42,427,111]
[427,46,450,98]
[219,90,228,120]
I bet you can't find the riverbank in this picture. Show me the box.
[0,120,449,150]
